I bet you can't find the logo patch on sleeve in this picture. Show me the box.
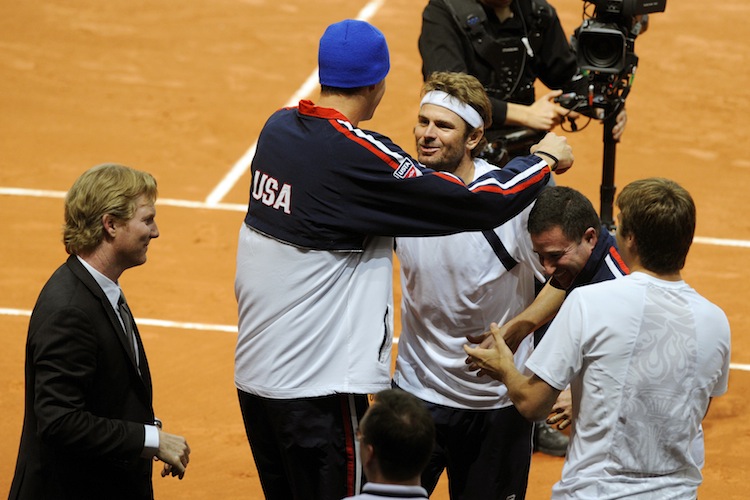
[393,158,421,179]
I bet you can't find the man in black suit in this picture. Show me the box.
[9,163,190,500]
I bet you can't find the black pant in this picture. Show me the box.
[419,401,533,500]
[237,390,369,500]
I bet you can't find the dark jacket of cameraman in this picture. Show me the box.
[419,0,586,136]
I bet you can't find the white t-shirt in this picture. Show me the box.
[234,224,394,398]
[393,159,545,409]
[527,272,731,499]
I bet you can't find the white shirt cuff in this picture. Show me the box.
[142,424,160,458]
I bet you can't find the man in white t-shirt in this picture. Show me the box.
[465,177,731,498]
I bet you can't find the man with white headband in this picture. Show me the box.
[393,71,555,499]
[234,19,573,499]
[419,0,629,169]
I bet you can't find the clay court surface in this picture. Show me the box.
[1,0,749,498]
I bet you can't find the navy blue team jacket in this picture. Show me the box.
[244,100,553,251]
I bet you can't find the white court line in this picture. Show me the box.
[693,236,750,248]
[203,0,387,206]
[2,184,749,359]
[3,186,750,247]
[0,307,237,333]
[1,306,749,372]
[0,187,246,212]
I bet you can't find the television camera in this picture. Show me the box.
[558,0,666,230]
[557,0,667,121]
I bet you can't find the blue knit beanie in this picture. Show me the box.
[318,19,390,88]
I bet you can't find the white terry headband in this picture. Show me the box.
[420,90,484,129]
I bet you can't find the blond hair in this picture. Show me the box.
[63,163,157,255]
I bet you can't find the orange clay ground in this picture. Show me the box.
[1,1,749,498]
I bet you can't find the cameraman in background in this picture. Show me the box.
[418,0,629,457]
[419,0,629,169]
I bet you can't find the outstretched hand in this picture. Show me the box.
[465,320,531,366]
[530,132,574,174]
[463,322,514,381]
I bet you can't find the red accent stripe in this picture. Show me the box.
[433,171,466,185]
[471,167,549,195]
[328,120,402,171]
[298,99,348,121]
[340,396,357,497]
[609,247,630,274]
[322,110,550,195]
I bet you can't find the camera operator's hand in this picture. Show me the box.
[530,132,574,174]
[633,14,649,35]
[612,108,627,141]
[507,90,573,131]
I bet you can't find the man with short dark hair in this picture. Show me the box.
[471,186,628,441]
[343,389,435,500]
[465,178,731,498]
[497,186,629,352]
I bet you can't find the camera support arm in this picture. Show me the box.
[570,0,667,230]
[600,99,623,231]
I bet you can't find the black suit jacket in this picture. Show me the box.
[9,255,156,500]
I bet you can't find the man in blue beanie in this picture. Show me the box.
[318,19,390,89]
[234,18,575,500]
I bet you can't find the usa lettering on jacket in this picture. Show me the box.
[252,169,291,214]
